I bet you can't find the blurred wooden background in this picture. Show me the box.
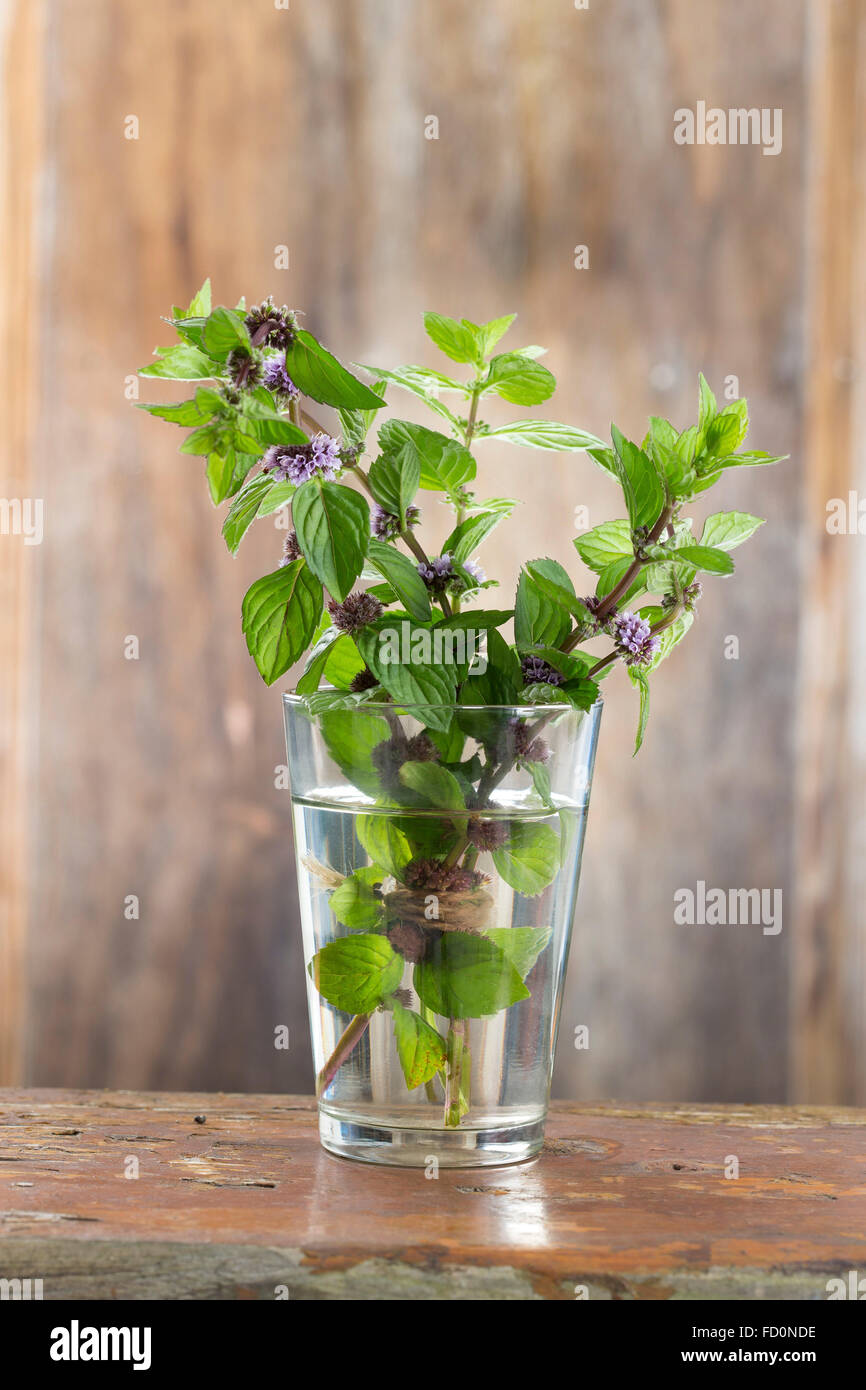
[1,0,864,1102]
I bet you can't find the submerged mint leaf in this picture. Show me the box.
[311,934,403,1013]
[492,822,560,896]
[398,761,465,811]
[329,871,385,931]
[415,934,529,1019]
[357,815,413,880]
[320,709,390,796]
[486,926,552,979]
[391,1000,447,1089]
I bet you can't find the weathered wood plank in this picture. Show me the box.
[0,0,47,1083]
[0,1090,863,1299]
[791,0,866,1103]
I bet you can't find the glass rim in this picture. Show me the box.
[282,691,604,715]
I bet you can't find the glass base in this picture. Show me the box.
[318,1107,545,1168]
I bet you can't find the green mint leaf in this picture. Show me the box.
[440,508,509,564]
[353,365,463,428]
[139,343,215,380]
[284,329,385,409]
[486,926,552,979]
[415,934,529,1019]
[368,445,420,521]
[610,426,665,531]
[481,421,605,451]
[292,479,370,602]
[320,710,390,795]
[241,561,322,685]
[329,871,385,931]
[628,667,650,755]
[378,419,475,497]
[178,424,226,456]
[358,364,469,396]
[700,511,764,551]
[480,352,556,406]
[186,279,211,316]
[514,559,573,649]
[366,540,431,623]
[492,821,560,896]
[202,306,250,361]
[136,398,212,426]
[474,313,517,357]
[675,543,735,575]
[171,316,207,350]
[525,562,593,624]
[698,373,717,434]
[397,760,465,811]
[356,815,413,880]
[296,625,363,696]
[356,622,458,732]
[391,1000,447,1089]
[712,449,788,470]
[641,608,694,672]
[435,609,514,631]
[704,401,748,458]
[241,397,308,447]
[206,445,257,504]
[311,934,403,1014]
[573,519,633,573]
[522,646,591,681]
[222,475,276,553]
[422,311,478,364]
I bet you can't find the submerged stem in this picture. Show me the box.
[316,1012,371,1098]
[444,1018,467,1126]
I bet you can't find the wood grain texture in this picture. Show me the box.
[791,0,866,1104]
[0,0,46,1082]
[1,1088,864,1300]
[6,0,859,1103]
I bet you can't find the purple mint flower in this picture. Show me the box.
[520,655,564,687]
[371,503,420,540]
[504,717,551,765]
[262,352,299,400]
[462,559,486,586]
[279,530,301,567]
[244,299,297,349]
[327,590,383,634]
[613,611,660,667]
[262,432,342,485]
[417,553,456,593]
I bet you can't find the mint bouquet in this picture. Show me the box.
[137,282,785,1135]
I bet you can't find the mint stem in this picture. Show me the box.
[444,1018,467,1126]
[316,1012,371,1097]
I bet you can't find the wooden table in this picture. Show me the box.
[0,1089,864,1300]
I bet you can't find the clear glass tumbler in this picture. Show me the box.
[284,695,602,1167]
